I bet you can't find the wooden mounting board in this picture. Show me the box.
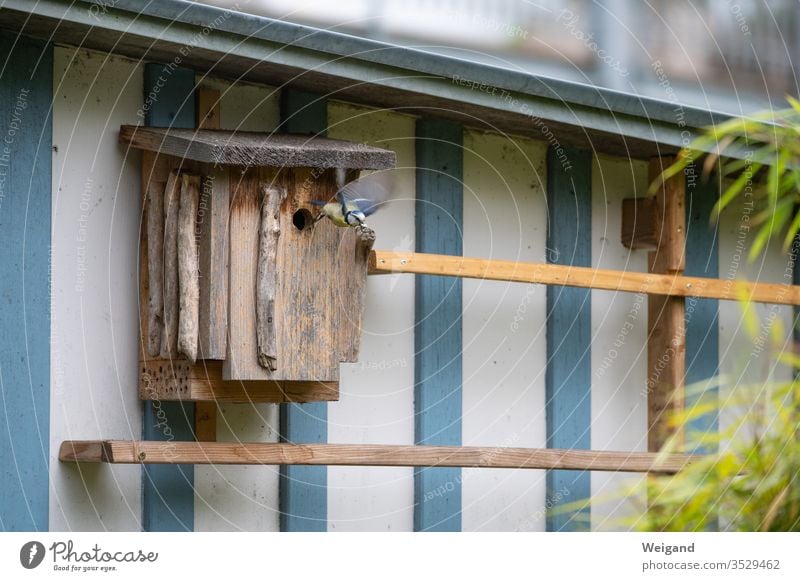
[139,359,338,403]
[60,441,696,473]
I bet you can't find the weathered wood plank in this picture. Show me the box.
[61,441,697,473]
[257,185,284,371]
[159,170,182,360]
[140,359,338,403]
[337,224,376,362]
[647,156,686,452]
[197,168,229,360]
[145,180,166,357]
[177,173,201,363]
[224,167,265,380]
[119,125,396,169]
[369,250,800,306]
[196,88,228,361]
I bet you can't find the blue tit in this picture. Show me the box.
[313,169,393,228]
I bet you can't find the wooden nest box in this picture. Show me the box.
[121,125,396,403]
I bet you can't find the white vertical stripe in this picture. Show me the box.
[50,47,144,530]
[461,130,548,531]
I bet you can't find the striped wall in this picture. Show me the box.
[40,46,798,532]
[0,31,52,532]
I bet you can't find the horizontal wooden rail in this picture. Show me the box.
[369,251,800,306]
[59,441,695,473]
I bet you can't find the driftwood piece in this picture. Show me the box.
[257,185,284,371]
[145,180,166,357]
[159,170,181,360]
[177,173,201,363]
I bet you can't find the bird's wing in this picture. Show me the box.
[337,171,394,217]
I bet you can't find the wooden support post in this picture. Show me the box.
[647,157,686,452]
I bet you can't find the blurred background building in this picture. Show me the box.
[200,0,798,115]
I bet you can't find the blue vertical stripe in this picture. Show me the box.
[414,119,463,532]
[684,168,719,452]
[545,146,592,532]
[141,63,196,532]
[279,88,328,532]
[0,31,52,532]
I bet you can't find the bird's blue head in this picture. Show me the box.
[345,210,366,226]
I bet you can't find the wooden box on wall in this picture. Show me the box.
[120,126,396,403]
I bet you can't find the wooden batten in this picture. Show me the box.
[368,250,800,306]
[60,441,697,473]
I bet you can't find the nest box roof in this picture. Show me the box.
[119,125,397,169]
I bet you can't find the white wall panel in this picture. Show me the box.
[461,130,548,531]
[50,47,144,530]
